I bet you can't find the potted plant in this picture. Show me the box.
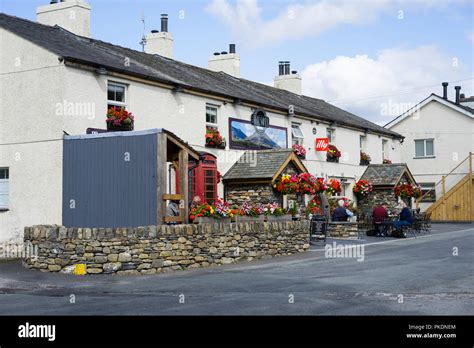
[190,198,234,224]
[305,196,324,218]
[205,127,226,149]
[106,107,134,131]
[234,202,265,222]
[353,179,373,198]
[264,203,292,222]
[326,144,341,163]
[360,151,371,165]
[292,144,306,160]
[383,158,392,164]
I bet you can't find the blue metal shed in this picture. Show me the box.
[62,129,199,228]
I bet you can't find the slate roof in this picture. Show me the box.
[223,149,306,181]
[0,13,403,138]
[360,164,416,187]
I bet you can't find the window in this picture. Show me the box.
[0,168,9,210]
[204,169,217,204]
[107,82,127,110]
[382,139,388,160]
[291,123,304,145]
[414,139,434,158]
[360,135,366,152]
[206,104,218,126]
[327,128,335,143]
[419,182,436,202]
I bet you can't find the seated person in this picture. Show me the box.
[392,201,413,235]
[332,200,349,222]
[166,199,181,224]
[372,202,389,236]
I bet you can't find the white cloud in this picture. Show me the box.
[301,45,472,124]
[468,31,474,44]
[206,0,390,48]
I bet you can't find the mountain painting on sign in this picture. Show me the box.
[229,118,287,150]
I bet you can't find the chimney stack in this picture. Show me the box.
[37,0,91,37]
[442,82,448,100]
[208,44,240,77]
[454,86,461,105]
[274,61,302,94]
[144,14,174,58]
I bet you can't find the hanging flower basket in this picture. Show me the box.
[326,179,342,196]
[326,144,341,162]
[353,179,373,198]
[106,107,134,131]
[394,184,422,199]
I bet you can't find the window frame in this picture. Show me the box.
[414,139,435,159]
[107,81,127,110]
[291,123,304,145]
[359,135,366,152]
[326,128,335,143]
[0,167,9,211]
[382,139,388,160]
[419,182,437,202]
[205,104,219,127]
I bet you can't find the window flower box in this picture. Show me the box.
[106,107,134,132]
[205,127,226,149]
[359,151,371,165]
[292,144,306,160]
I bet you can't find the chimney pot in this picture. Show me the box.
[214,52,221,56]
[454,86,461,105]
[221,51,227,55]
[160,14,168,32]
[284,61,290,75]
[229,44,236,54]
[442,82,449,100]
[151,29,159,34]
[292,70,297,74]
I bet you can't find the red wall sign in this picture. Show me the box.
[315,138,329,151]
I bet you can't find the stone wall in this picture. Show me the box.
[226,183,281,206]
[327,222,359,239]
[357,189,399,215]
[23,221,310,275]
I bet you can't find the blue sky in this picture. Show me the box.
[1,0,473,123]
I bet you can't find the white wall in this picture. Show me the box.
[389,100,474,210]
[0,28,66,243]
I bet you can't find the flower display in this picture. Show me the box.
[213,198,231,218]
[106,107,134,130]
[394,184,422,198]
[241,202,264,216]
[360,151,371,164]
[205,127,225,148]
[352,179,373,197]
[189,202,215,220]
[263,202,287,216]
[292,144,306,158]
[325,178,342,196]
[327,144,341,161]
[383,158,392,164]
[274,173,326,195]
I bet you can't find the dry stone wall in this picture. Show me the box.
[23,221,310,275]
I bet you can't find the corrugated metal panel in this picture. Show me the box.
[63,131,157,228]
